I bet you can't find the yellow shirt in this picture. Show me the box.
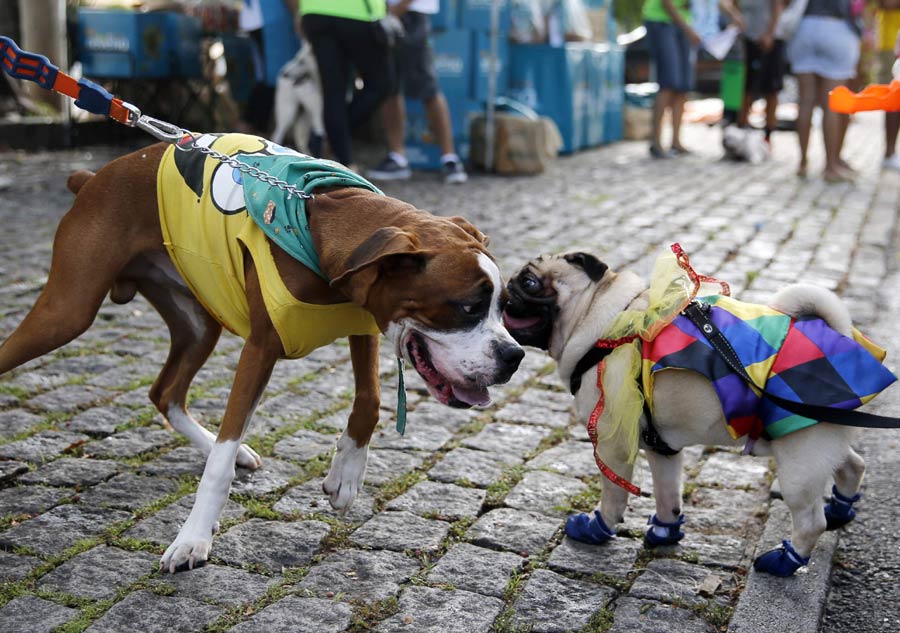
[878,9,900,51]
[157,135,379,358]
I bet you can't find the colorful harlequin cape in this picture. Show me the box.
[640,295,897,440]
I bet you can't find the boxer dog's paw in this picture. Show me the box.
[323,434,367,512]
[160,523,214,574]
[236,443,262,470]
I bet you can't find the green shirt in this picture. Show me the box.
[300,0,386,21]
[642,0,691,23]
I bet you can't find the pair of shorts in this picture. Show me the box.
[644,20,695,92]
[744,38,786,98]
[786,16,860,81]
[388,11,439,101]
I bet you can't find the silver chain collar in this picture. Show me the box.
[136,115,314,201]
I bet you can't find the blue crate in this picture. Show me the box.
[77,9,203,79]
[78,9,171,78]
[165,12,202,78]
[404,97,481,144]
[582,44,609,149]
[603,44,624,143]
[261,0,300,86]
[508,44,588,153]
[458,0,510,31]
[470,31,509,102]
[432,29,472,99]
[430,0,458,31]
[406,137,471,170]
[221,33,257,104]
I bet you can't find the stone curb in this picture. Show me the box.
[727,499,838,633]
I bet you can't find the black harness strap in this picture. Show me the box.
[681,301,900,430]
[569,344,680,456]
[569,346,614,395]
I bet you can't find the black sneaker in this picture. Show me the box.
[367,156,411,181]
[442,159,468,184]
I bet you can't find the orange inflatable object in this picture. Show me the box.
[829,81,900,113]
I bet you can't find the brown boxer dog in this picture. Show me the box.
[0,135,523,572]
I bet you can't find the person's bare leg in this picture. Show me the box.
[819,77,848,180]
[738,91,752,128]
[765,92,778,136]
[795,73,816,177]
[381,94,406,156]
[424,93,455,156]
[885,111,900,158]
[671,92,688,151]
[651,89,674,152]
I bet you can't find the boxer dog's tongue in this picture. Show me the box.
[408,332,489,408]
[450,383,491,407]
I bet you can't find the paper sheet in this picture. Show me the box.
[703,26,740,61]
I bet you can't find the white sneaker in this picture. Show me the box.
[883,154,900,171]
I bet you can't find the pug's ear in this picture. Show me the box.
[448,216,490,246]
[330,227,429,305]
[563,252,608,281]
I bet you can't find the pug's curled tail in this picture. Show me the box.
[768,284,853,337]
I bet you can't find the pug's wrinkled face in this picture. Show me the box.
[502,252,609,350]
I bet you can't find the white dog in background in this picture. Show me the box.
[722,124,770,164]
[271,46,324,154]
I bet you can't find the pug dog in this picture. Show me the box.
[501,250,896,577]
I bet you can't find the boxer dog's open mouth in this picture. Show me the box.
[406,331,490,408]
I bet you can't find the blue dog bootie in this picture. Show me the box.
[824,485,861,530]
[754,539,810,576]
[643,513,685,547]
[565,510,615,545]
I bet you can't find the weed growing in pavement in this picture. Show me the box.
[348,596,400,632]
[583,607,615,632]
[485,464,526,508]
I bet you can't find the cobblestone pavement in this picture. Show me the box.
[0,112,897,633]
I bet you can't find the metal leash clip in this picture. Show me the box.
[134,114,190,145]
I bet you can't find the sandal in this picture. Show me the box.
[565,510,615,544]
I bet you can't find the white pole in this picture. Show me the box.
[484,0,500,172]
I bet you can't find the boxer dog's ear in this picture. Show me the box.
[448,216,490,246]
[331,227,429,305]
